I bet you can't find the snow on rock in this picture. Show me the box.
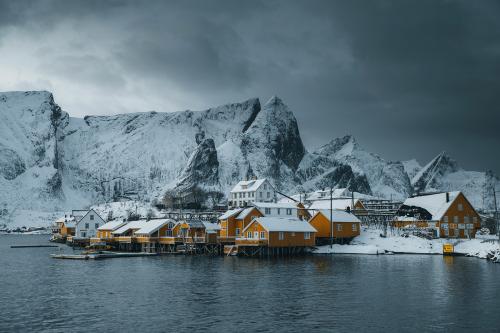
[298,135,412,200]
[90,201,161,222]
[1,90,499,226]
[411,152,500,211]
[402,159,422,180]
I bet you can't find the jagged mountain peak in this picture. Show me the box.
[316,134,358,157]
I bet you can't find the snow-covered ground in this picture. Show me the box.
[315,227,500,260]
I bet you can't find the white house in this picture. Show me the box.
[251,202,305,219]
[74,209,105,239]
[229,178,275,207]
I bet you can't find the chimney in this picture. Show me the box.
[446,192,450,203]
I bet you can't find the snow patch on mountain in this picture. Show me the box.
[402,159,422,180]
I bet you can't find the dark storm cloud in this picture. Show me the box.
[0,0,499,173]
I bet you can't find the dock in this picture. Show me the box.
[51,252,159,260]
[11,245,60,248]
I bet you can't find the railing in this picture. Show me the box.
[184,236,206,244]
[116,236,133,243]
[135,236,159,243]
[159,236,184,244]
[235,238,268,246]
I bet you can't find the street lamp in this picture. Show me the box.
[330,187,333,248]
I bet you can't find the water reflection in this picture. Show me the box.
[1,235,500,332]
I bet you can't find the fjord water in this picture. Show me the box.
[1,235,499,332]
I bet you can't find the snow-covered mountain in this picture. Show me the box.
[402,159,422,180]
[0,90,498,225]
[411,152,499,211]
[297,135,413,200]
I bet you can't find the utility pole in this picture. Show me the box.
[493,188,498,244]
[330,187,333,249]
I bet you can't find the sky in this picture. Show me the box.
[0,0,499,174]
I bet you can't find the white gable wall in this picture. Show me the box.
[75,210,106,238]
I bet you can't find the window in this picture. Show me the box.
[90,215,94,221]
[247,231,253,238]
[453,216,459,223]
[260,231,265,239]
[444,229,449,237]
[166,230,173,237]
[259,192,263,198]
[352,224,357,231]
[458,203,463,211]
[95,223,99,229]
[251,192,254,197]
[267,192,270,198]
[286,209,292,215]
[337,224,342,231]
[239,193,242,198]
[279,232,284,240]
[304,232,310,240]
[443,216,449,223]
[265,208,271,215]
[291,232,295,237]
[277,208,281,215]
[264,184,267,190]
[464,216,469,223]
[236,228,241,236]
[85,223,89,229]
[243,192,246,198]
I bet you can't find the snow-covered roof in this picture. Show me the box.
[236,207,262,219]
[402,191,461,221]
[135,219,174,235]
[230,179,268,193]
[112,220,147,235]
[219,208,243,220]
[244,217,316,233]
[309,199,361,211]
[202,222,221,233]
[314,210,361,223]
[98,220,127,231]
[252,202,298,209]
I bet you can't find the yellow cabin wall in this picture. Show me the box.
[308,212,360,238]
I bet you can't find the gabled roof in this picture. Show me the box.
[219,208,243,220]
[236,207,263,219]
[75,209,104,226]
[402,191,461,221]
[98,220,127,231]
[230,179,269,193]
[313,210,361,223]
[309,199,363,211]
[135,219,174,235]
[243,217,316,233]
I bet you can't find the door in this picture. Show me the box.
[254,231,259,240]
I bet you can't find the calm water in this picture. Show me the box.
[1,235,499,332]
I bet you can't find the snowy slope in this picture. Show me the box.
[402,159,422,180]
[297,135,412,200]
[1,90,498,225]
[0,91,69,223]
[411,152,499,210]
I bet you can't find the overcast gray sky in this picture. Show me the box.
[0,0,499,174]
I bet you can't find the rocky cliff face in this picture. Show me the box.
[0,91,498,224]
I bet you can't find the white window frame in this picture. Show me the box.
[260,231,265,239]
[304,232,310,240]
[247,231,252,239]
[278,232,284,240]
[236,228,240,236]
[337,224,342,231]
[458,203,463,211]
[352,224,357,231]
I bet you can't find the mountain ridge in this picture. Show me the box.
[0,90,498,224]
